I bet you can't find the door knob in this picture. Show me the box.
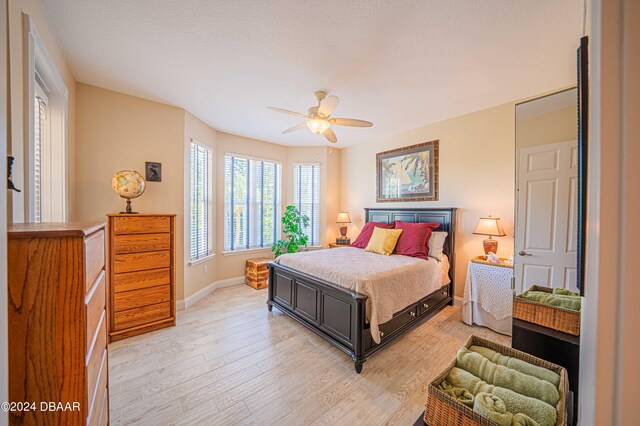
[519,250,533,256]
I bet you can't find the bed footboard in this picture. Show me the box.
[267,261,452,373]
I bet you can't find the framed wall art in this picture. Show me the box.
[145,161,162,182]
[376,140,439,202]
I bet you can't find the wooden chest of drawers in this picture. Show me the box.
[107,214,176,341]
[8,222,109,426]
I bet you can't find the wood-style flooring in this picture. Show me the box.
[108,284,509,425]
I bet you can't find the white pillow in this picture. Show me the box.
[428,231,448,261]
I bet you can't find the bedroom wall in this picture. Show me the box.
[7,0,77,222]
[516,105,577,148]
[75,83,187,300]
[340,103,516,298]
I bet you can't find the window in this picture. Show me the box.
[33,80,48,223]
[24,16,68,223]
[293,163,320,245]
[190,141,214,261]
[224,155,282,251]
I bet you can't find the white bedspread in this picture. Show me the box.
[275,247,450,343]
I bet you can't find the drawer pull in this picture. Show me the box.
[442,291,448,296]
[409,311,416,317]
[380,331,385,337]
[422,303,429,309]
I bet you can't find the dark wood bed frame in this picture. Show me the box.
[267,208,457,373]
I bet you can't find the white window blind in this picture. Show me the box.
[33,81,48,223]
[293,163,320,245]
[224,155,281,251]
[190,141,213,261]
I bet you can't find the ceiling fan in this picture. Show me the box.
[267,91,373,144]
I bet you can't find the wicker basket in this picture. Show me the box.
[513,286,580,336]
[424,335,568,426]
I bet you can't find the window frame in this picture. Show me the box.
[223,152,282,254]
[189,139,214,264]
[293,162,321,247]
[24,15,69,223]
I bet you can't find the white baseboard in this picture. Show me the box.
[177,275,245,311]
[453,296,464,307]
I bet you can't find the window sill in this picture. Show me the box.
[300,245,322,251]
[189,254,215,266]
[222,247,274,257]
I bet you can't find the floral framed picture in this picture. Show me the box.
[376,140,439,202]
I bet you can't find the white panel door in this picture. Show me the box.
[515,140,578,294]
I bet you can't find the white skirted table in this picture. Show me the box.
[462,259,514,335]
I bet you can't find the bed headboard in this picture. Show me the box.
[364,207,457,288]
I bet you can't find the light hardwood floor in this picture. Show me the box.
[108,284,509,425]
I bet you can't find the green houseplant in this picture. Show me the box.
[272,205,310,257]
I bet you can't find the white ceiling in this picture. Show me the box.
[42,0,583,147]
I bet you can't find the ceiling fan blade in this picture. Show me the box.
[282,123,307,134]
[329,118,373,127]
[267,106,308,118]
[318,95,339,117]
[322,127,338,144]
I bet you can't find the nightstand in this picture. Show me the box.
[461,258,513,335]
[328,243,349,249]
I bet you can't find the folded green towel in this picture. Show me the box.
[552,288,579,296]
[457,347,560,406]
[470,345,561,387]
[473,392,540,426]
[437,380,475,407]
[520,290,581,311]
[447,367,557,426]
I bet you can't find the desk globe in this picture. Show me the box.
[111,170,146,214]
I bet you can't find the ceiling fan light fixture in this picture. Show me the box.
[306,118,330,135]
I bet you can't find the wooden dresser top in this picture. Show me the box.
[8,221,106,238]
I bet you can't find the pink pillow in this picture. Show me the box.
[350,222,395,248]
[393,221,440,259]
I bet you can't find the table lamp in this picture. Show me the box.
[336,211,351,244]
[473,216,506,255]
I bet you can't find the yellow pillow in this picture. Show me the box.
[364,227,403,256]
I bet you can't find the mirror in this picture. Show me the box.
[514,88,579,294]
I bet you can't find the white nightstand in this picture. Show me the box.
[461,258,514,335]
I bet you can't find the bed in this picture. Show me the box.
[267,208,456,373]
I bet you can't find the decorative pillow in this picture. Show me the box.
[393,221,439,259]
[350,222,395,248]
[428,231,448,261]
[364,227,403,256]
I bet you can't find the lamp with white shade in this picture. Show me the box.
[473,216,506,255]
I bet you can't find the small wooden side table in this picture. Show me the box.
[328,243,350,249]
[246,258,271,289]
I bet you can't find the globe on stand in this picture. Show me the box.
[111,170,146,214]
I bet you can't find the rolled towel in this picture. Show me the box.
[447,367,557,426]
[437,380,475,407]
[473,392,540,426]
[552,288,579,296]
[520,290,581,311]
[470,345,561,387]
[457,347,560,406]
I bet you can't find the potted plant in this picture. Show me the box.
[272,205,310,257]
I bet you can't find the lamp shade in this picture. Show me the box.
[473,217,506,237]
[306,118,330,135]
[336,211,351,223]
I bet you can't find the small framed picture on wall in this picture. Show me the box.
[145,162,162,182]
